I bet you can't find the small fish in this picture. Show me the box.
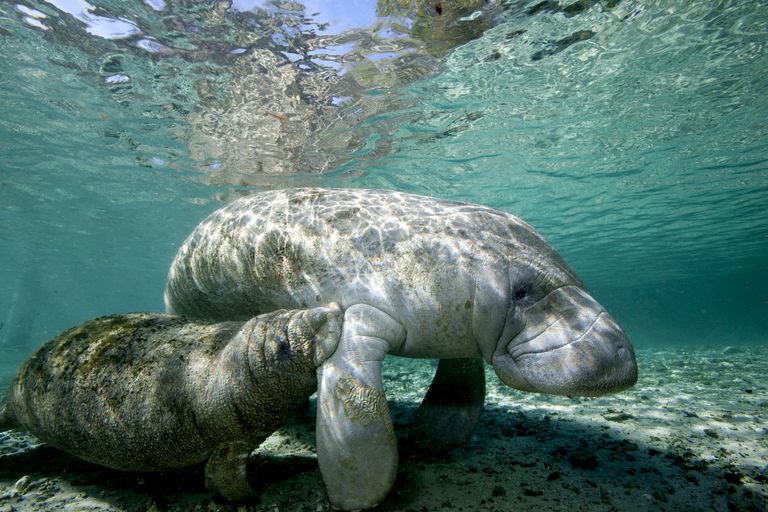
[266,111,289,122]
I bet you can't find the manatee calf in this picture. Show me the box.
[0,306,341,500]
[164,187,638,510]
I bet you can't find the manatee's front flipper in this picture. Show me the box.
[316,304,406,511]
[410,358,485,455]
[205,441,253,501]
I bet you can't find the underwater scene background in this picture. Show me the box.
[0,1,767,510]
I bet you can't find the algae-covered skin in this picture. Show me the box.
[0,306,341,500]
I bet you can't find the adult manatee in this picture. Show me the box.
[164,188,638,510]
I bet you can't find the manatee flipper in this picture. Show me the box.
[204,440,254,501]
[316,304,406,510]
[410,358,485,454]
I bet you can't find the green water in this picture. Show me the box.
[1,0,766,379]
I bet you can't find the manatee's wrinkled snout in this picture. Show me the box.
[493,286,637,396]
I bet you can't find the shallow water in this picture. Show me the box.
[0,1,765,350]
[0,0,767,509]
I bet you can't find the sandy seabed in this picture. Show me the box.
[1,345,766,512]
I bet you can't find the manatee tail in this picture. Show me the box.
[0,402,18,431]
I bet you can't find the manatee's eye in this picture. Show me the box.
[513,284,532,302]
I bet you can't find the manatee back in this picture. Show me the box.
[164,188,578,357]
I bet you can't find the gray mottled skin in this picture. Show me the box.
[164,188,638,510]
[0,306,341,500]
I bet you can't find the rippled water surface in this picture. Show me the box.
[1,1,767,373]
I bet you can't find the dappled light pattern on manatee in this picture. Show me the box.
[166,187,636,395]
[165,187,637,508]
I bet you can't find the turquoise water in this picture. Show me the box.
[1,0,767,380]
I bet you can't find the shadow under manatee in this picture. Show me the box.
[0,397,764,511]
[0,433,319,511]
[0,440,207,511]
[380,401,766,512]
